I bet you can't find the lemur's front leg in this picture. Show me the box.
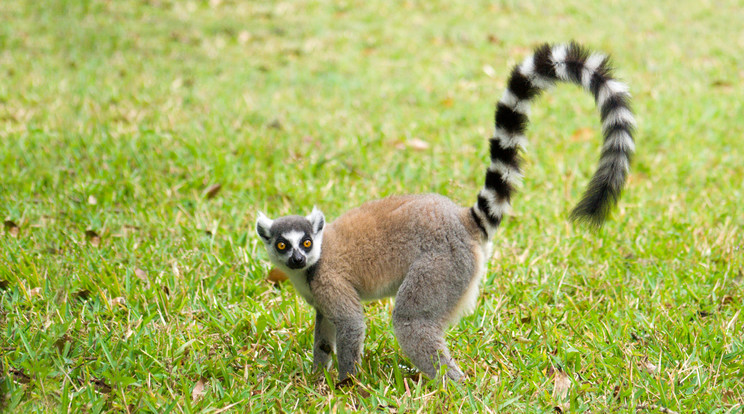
[312,279,366,383]
[312,310,336,372]
[333,311,366,383]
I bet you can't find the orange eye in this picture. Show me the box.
[303,240,312,248]
[276,242,286,250]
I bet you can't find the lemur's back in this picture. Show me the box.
[319,194,484,301]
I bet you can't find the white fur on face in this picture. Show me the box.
[305,232,322,267]
[282,230,305,249]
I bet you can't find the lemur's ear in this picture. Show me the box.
[306,207,325,234]
[256,212,273,241]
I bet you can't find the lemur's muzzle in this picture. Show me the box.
[287,250,307,269]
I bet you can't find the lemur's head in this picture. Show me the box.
[256,207,325,271]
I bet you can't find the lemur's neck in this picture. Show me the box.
[277,260,321,307]
[277,259,320,286]
[305,261,320,283]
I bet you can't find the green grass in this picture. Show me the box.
[1,0,743,412]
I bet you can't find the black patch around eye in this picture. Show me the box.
[300,237,313,252]
[275,237,289,251]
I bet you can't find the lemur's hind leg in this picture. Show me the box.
[392,253,477,381]
[394,316,462,380]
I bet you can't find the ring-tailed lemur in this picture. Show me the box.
[256,42,635,382]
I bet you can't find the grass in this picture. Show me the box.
[1,0,743,412]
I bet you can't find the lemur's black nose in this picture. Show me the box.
[287,251,306,269]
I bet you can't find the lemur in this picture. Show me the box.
[256,43,635,383]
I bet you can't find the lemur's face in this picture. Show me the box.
[256,208,324,271]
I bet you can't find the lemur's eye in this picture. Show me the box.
[276,242,287,250]
[303,239,312,248]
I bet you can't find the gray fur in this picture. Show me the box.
[265,215,314,236]
[257,194,488,382]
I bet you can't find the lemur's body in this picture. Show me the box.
[257,43,635,382]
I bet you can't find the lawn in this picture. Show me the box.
[1,0,743,412]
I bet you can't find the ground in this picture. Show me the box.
[1,0,743,412]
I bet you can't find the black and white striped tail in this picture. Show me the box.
[471,42,636,235]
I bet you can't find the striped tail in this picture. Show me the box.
[471,42,636,235]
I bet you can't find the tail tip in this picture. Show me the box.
[568,206,609,229]
[569,186,622,229]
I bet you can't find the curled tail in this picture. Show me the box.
[471,42,636,234]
